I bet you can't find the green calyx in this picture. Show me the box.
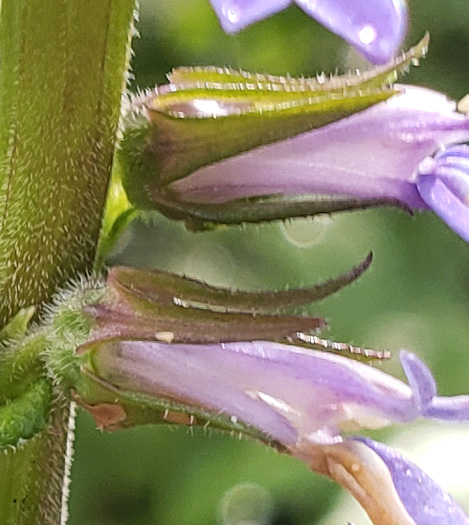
[84,255,376,347]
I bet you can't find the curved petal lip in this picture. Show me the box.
[416,174,469,243]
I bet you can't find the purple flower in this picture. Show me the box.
[73,266,469,522]
[298,437,469,525]
[416,145,469,244]
[209,0,408,64]
[170,85,469,243]
[81,338,469,524]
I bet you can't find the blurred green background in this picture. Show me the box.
[68,1,469,524]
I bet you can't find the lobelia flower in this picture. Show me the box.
[169,84,469,242]
[78,337,469,524]
[58,265,469,525]
[209,0,408,64]
[117,36,469,243]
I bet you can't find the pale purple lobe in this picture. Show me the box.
[295,0,407,64]
[172,86,469,210]
[400,350,437,412]
[399,351,469,421]
[416,176,469,243]
[355,437,469,525]
[209,0,290,33]
[416,145,469,243]
[425,395,469,421]
[432,146,469,203]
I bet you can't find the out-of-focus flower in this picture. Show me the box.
[209,0,408,64]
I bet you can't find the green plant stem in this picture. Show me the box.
[0,0,136,523]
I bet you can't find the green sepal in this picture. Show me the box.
[150,192,411,231]
[107,252,372,313]
[167,33,428,92]
[0,332,48,403]
[0,305,41,403]
[120,89,394,208]
[86,291,326,344]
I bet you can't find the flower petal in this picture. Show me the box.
[172,86,469,208]
[209,0,290,33]
[84,329,469,442]
[416,175,469,243]
[400,350,437,412]
[433,146,469,203]
[84,339,422,446]
[424,395,469,422]
[354,437,469,525]
[398,349,469,422]
[416,145,469,243]
[295,0,407,64]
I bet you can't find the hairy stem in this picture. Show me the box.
[0,0,136,523]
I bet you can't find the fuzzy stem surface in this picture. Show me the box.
[0,1,136,522]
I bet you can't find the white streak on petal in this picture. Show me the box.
[246,390,300,416]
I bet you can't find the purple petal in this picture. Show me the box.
[355,437,469,525]
[416,175,469,243]
[295,0,407,64]
[209,0,290,33]
[89,339,421,446]
[400,350,437,412]
[86,335,469,443]
[423,146,469,205]
[416,145,469,242]
[399,349,469,421]
[172,86,469,209]
[416,177,469,242]
[424,396,469,421]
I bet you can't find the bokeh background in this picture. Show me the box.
[68,1,469,523]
